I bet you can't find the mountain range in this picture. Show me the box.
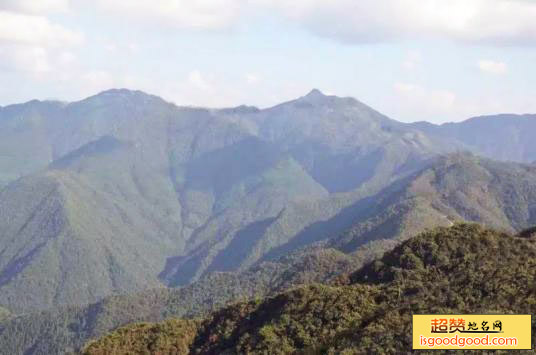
[0,88,536,354]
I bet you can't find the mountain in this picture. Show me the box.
[0,89,443,313]
[0,90,176,189]
[0,100,63,188]
[0,136,181,312]
[329,152,536,253]
[160,90,441,285]
[1,88,536,316]
[2,88,536,354]
[82,223,536,354]
[412,113,536,163]
[0,247,360,355]
[3,153,536,354]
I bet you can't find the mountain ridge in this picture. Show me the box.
[81,223,536,354]
[1,88,536,314]
[1,86,536,355]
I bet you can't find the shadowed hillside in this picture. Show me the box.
[328,152,536,253]
[0,89,444,312]
[2,153,536,354]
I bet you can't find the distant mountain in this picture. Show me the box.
[412,113,536,163]
[3,87,536,355]
[161,90,441,285]
[1,88,536,316]
[0,90,175,189]
[329,152,536,253]
[82,223,536,354]
[0,89,442,313]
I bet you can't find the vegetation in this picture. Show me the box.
[2,89,536,317]
[83,224,536,354]
[329,153,536,253]
[3,152,536,354]
[83,319,198,355]
[2,90,536,354]
[0,247,359,354]
[1,88,419,313]
[0,307,10,322]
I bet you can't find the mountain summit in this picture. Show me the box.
[303,88,326,100]
[297,88,356,107]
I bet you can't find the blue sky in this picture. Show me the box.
[1,0,536,123]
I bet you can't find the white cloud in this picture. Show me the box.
[478,60,507,75]
[0,11,83,47]
[82,70,116,91]
[0,9,82,82]
[257,0,536,45]
[0,45,51,74]
[83,0,536,44]
[0,44,81,82]
[393,82,458,121]
[245,73,261,85]
[394,82,456,108]
[94,0,243,30]
[402,50,422,70]
[188,70,212,91]
[104,41,118,52]
[389,82,536,122]
[122,70,277,108]
[0,0,70,14]
[102,40,141,54]
[127,42,140,54]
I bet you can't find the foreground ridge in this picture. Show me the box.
[82,223,536,354]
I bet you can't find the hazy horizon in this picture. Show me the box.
[2,86,535,125]
[1,0,536,123]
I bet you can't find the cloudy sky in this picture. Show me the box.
[1,0,535,123]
